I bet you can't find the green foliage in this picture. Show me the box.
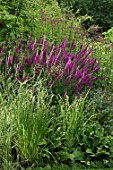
[79,123,113,165]
[57,0,113,32]
[103,27,113,43]
[0,0,41,44]
[44,0,62,18]
[0,0,113,169]
[1,76,113,169]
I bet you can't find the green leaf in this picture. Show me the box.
[96,150,110,156]
[86,148,93,154]
[38,139,47,145]
[61,152,75,161]
[72,150,85,161]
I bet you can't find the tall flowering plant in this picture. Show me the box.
[0,35,100,97]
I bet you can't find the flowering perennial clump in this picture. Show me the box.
[0,35,100,93]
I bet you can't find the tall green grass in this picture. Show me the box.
[1,76,113,169]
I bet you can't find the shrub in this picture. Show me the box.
[57,0,113,32]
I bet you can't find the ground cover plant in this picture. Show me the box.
[0,0,113,169]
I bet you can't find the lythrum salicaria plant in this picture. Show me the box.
[1,35,100,98]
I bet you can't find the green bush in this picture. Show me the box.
[0,0,41,45]
[57,0,113,32]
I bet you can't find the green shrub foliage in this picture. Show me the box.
[0,0,41,43]
[57,0,113,32]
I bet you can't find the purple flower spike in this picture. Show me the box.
[53,72,63,84]
[14,47,20,53]
[48,81,52,86]
[74,70,82,79]
[28,35,31,41]
[27,59,32,66]
[54,49,61,64]
[85,48,93,57]
[94,66,100,72]
[63,92,67,99]
[42,36,46,48]
[15,64,19,73]
[79,59,87,68]
[70,40,75,51]
[34,54,39,66]
[64,74,72,86]
[7,56,12,67]
[57,44,62,52]
[64,59,71,70]
[46,47,54,67]
[50,41,54,51]
[89,58,96,65]
[39,50,44,65]
[18,38,22,47]
[31,42,36,51]
[91,77,96,82]
[22,75,27,82]
[37,37,40,44]
[19,66,24,71]
[0,48,4,53]
[62,37,67,49]
[82,74,90,80]
[80,44,83,50]
[15,76,20,81]
[81,45,88,54]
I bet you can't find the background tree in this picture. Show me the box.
[57,0,113,32]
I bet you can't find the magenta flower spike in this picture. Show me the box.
[37,37,40,44]
[34,54,39,66]
[54,49,61,64]
[85,48,93,57]
[14,64,19,73]
[0,48,4,53]
[90,77,97,82]
[28,35,31,41]
[57,44,62,52]
[48,81,52,86]
[94,66,100,72]
[22,75,27,82]
[27,59,32,66]
[15,76,20,81]
[62,37,67,49]
[47,47,55,67]
[70,40,75,51]
[42,35,46,49]
[19,66,24,71]
[64,74,72,86]
[53,72,63,84]
[39,49,44,65]
[64,58,71,70]
[31,42,36,51]
[81,45,88,54]
[18,38,22,48]
[7,56,12,67]
[63,92,67,99]
[74,70,82,79]
[88,58,96,65]
[50,41,54,51]
[14,47,20,53]
[79,59,87,68]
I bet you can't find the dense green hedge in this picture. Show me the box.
[57,0,113,32]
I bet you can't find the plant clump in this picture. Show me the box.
[0,35,100,97]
